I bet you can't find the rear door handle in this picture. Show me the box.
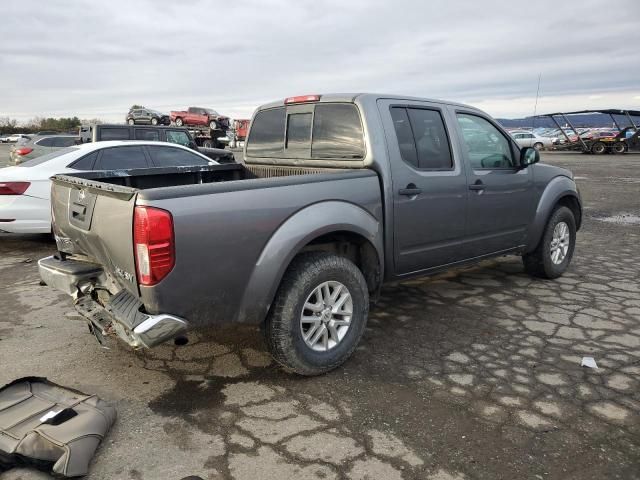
[468,181,485,191]
[399,185,422,196]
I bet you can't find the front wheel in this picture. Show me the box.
[265,252,369,376]
[151,117,158,125]
[127,118,135,125]
[533,142,543,151]
[209,120,217,130]
[175,117,184,127]
[612,142,626,154]
[523,206,576,279]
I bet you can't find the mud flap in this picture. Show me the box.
[0,377,116,477]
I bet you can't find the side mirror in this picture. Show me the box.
[520,147,539,168]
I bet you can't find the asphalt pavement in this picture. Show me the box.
[0,145,639,479]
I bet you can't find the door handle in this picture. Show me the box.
[399,185,422,196]
[468,180,485,191]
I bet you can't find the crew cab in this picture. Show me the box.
[39,93,582,376]
[170,107,230,131]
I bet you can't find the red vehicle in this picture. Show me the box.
[170,107,230,131]
[234,119,250,141]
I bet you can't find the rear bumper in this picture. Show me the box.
[38,255,188,348]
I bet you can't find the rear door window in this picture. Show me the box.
[69,151,98,170]
[246,107,285,157]
[166,130,191,146]
[311,104,364,159]
[52,137,77,147]
[94,146,149,170]
[37,137,56,147]
[134,129,160,141]
[99,127,131,141]
[147,146,209,167]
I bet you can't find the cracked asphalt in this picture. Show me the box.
[0,146,639,480]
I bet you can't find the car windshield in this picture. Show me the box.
[204,108,219,115]
[18,147,78,167]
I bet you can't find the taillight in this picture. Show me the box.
[133,206,174,286]
[0,182,30,195]
[15,148,33,156]
[284,94,321,104]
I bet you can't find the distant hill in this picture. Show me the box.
[497,113,640,129]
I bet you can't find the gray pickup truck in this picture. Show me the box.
[39,93,581,375]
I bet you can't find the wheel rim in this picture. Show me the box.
[300,281,352,352]
[151,118,158,125]
[550,221,570,265]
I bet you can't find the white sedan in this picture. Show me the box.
[510,131,555,150]
[0,140,217,234]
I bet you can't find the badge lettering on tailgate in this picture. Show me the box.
[114,266,135,283]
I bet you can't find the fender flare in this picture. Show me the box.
[236,201,383,324]
[525,176,582,253]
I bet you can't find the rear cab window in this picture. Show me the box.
[246,102,364,160]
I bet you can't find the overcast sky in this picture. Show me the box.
[1,0,639,123]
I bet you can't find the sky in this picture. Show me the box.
[1,0,639,123]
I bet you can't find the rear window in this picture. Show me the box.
[311,104,364,159]
[36,137,56,147]
[52,137,77,147]
[246,108,285,157]
[286,113,312,149]
[99,127,130,141]
[18,147,78,167]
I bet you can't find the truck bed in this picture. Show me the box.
[50,162,382,328]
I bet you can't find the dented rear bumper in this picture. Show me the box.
[38,255,188,348]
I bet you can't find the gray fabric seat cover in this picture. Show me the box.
[0,377,116,477]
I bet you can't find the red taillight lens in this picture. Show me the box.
[284,94,321,104]
[133,206,174,286]
[0,182,30,195]
[15,148,33,156]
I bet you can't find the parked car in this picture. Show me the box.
[0,141,219,234]
[126,107,171,126]
[34,131,61,136]
[78,124,234,163]
[3,134,31,144]
[9,135,78,164]
[38,93,582,376]
[170,107,230,130]
[510,131,555,150]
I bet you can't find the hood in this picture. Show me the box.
[534,162,574,181]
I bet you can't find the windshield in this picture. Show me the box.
[204,108,219,115]
[18,147,78,167]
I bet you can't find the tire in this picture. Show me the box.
[175,117,184,127]
[209,120,217,130]
[265,252,369,376]
[127,118,135,125]
[591,142,606,154]
[533,142,543,151]
[151,117,158,125]
[612,142,626,154]
[523,206,576,279]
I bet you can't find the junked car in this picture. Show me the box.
[40,93,582,375]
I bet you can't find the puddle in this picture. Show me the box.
[596,214,640,226]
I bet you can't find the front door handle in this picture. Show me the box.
[399,186,422,196]
[468,180,485,191]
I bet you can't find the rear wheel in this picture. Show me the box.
[591,142,606,154]
[175,117,184,127]
[612,142,626,154]
[127,118,135,125]
[533,142,543,151]
[523,206,576,279]
[265,252,369,376]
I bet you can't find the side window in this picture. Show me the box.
[390,107,453,170]
[94,146,148,170]
[99,127,130,141]
[525,133,534,139]
[166,130,191,146]
[406,108,453,169]
[69,151,98,170]
[134,129,160,141]
[147,146,209,167]
[286,113,312,150]
[37,137,56,147]
[390,107,418,167]
[456,114,514,169]
[52,137,77,147]
[311,104,364,159]
[513,133,523,139]
[246,107,285,157]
